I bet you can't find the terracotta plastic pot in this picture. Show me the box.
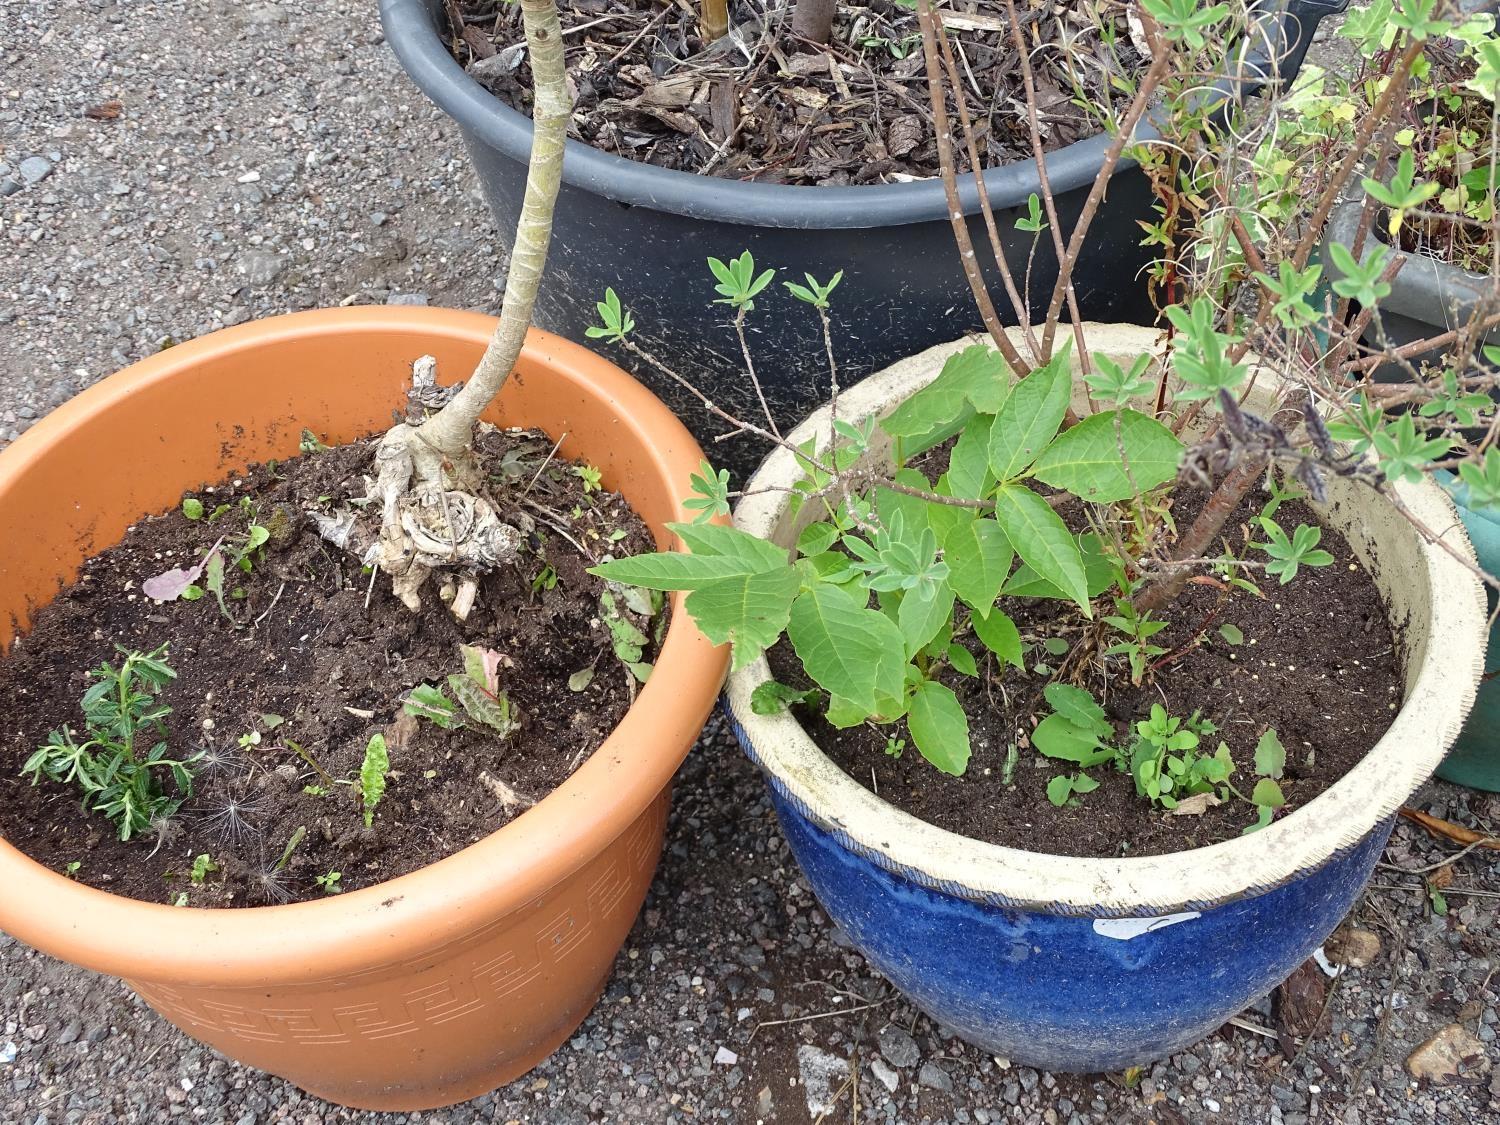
[0,307,728,1110]
[724,325,1485,1071]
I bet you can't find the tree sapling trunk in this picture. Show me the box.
[701,0,729,41]
[791,0,836,44]
[314,0,570,617]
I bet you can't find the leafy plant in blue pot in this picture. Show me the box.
[588,0,1495,1071]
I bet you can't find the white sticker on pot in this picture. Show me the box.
[1092,911,1201,941]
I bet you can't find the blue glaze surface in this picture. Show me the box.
[729,709,1390,1072]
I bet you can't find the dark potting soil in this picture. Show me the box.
[0,429,663,906]
[766,487,1404,858]
[450,0,1140,186]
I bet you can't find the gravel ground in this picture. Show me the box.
[2,2,1498,1123]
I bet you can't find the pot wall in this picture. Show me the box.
[724,325,1484,1071]
[0,308,727,1110]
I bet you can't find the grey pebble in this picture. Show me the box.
[54,1021,81,1046]
[233,250,287,286]
[919,1060,954,1094]
[18,156,52,184]
[387,292,430,306]
[870,1057,899,1093]
[878,1024,921,1069]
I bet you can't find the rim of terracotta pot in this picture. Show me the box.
[727,323,1486,914]
[0,306,727,984]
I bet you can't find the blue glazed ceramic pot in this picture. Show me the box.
[725,326,1485,1072]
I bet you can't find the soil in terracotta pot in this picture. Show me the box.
[0,428,665,906]
[766,469,1404,858]
[449,0,1141,186]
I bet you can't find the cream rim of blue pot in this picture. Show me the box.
[728,325,1487,916]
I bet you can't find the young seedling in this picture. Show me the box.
[21,645,201,841]
[357,734,389,829]
[189,853,219,886]
[314,871,343,895]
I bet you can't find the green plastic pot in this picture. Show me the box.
[1436,471,1500,791]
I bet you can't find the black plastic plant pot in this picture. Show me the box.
[1322,196,1500,384]
[382,0,1344,478]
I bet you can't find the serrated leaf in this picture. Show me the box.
[970,609,1023,667]
[591,523,787,589]
[988,345,1072,481]
[448,674,518,736]
[941,414,996,501]
[1030,409,1183,502]
[882,344,1010,454]
[669,521,790,566]
[359,733,389,828]
[941,517,1013,613]
[684,567,801,672]
[907,680,970,776]
[788,584,907,716]
[896,581,955,659]
[1254,729,1286,779]
[1003,533,1113,600]
[1042,683,1112,738]
[992,485,1091,613]
[567,667,595,692]
[797,522,839,557]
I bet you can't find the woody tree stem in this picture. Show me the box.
[415,0,570,460]
[792,0,836,44]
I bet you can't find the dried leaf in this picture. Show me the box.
[141,538,224,601]
[1274,958,1327,1046]
[1169,792,1224,817]
[84,100,123,120]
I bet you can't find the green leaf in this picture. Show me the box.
[946,643,978,677]
[942,414,996,500]
[896,582,955,659]
[1046,775,1075,806]
[907,680,971,776]
[1030,409,1183,502]
[1032,715,1114,766]
[797,522,839,557]
[970,608,1023,667]
[988,345,1073,481]
[1002,533,1114,600]
[750,680,820,715]
[882,344,1009,453]
[1254,729,1286,779]
[1218,623,1244,645]
[591,525,788,590]
[788,585,907,716]
[992,485,1091,613]
[359,734,389,829]
[1042,683,1113,738]
[684,568,802,671]
[405,684,460,729]
[182,498,204,520]
[447,674,518,736]
[1249,777,1285,808]
[940,517,1013,613]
